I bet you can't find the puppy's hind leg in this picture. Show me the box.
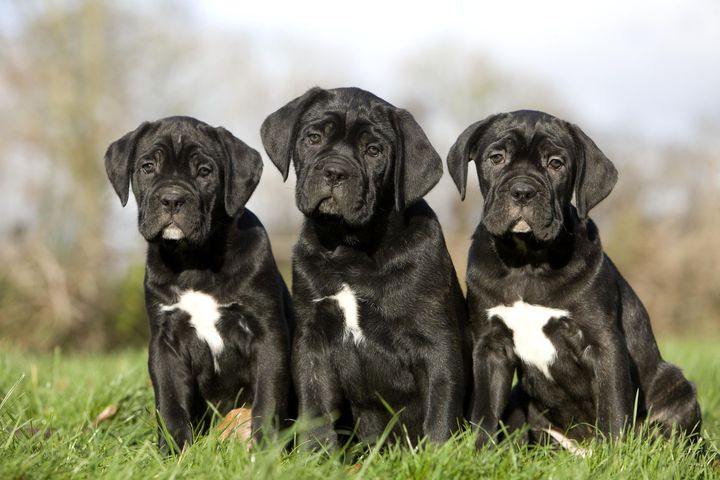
[645,362,702,439]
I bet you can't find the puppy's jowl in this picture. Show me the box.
[262,87,470,447]
[105,116,293,452]
[447,110,701,450]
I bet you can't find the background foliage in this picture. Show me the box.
[0,0,718,352]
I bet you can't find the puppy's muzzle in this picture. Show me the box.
[317,159,353,187]
[152,185,194,240]
[159,188,188,215]
[508,178,538,205]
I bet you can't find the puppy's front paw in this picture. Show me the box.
[475,429,497,450]
[301,426,339,453]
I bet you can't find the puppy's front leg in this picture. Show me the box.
[251,319,291,441]
[472,339,515,448]
[590,331,633,438]
[149,342,195,453]
[469,305,516,449]
[293,329,342,451]
[420,347,465,443]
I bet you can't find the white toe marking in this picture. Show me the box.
[487,300,569,379]
[315,283,363,344]
[161,290,226,373]
[543,428,592,457]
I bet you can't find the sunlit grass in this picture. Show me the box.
[0,339,718,479]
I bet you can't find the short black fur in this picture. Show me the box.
[262,87,470,447]
[105,116,293,452]
[447,110,701,448]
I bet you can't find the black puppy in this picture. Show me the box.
[261,87,469,447]
[105,116,292,451]
[447,110,701,450]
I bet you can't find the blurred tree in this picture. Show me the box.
[0,1,717,350]
[603,143,720,336]
[0,0,196,350]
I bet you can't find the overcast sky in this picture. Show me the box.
[200,0,720,142]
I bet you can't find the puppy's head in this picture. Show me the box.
[105,116,262,244]
[447,110,617,242]
[261,87,442,226]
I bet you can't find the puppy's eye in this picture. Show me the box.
[141,162,155,174]
[548,156,565,170]
[366,145,381,157]
[197,165,212,178]
[488,152,505,165]
[307,133,322,145]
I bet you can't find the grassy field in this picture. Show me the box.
[1,339,718,479]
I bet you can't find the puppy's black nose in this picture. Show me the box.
[510,181,538,203]
[323,164,349,184]
[160,191,187,214]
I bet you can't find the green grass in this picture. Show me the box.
[1,339,718,479]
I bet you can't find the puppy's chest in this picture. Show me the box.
[314,283,397,347]
[159,290,251,373]
[486,301,584,380]
[315,284,366,344]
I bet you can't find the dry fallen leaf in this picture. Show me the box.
[12,424,52,439]
[217,407,253,442]
[91,404,119,428]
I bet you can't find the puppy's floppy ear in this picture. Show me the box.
[260,87,324,181]
[104,122,151,206]
[392,109,443,210]
[567,123,618,218]
[446,114,500,201]
[213,126,263,218]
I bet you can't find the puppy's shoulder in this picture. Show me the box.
[401,200,452,256]
[233,209,270,239]
[227,208,276,259]
[404,200,442,232]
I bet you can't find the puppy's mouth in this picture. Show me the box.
[317,197,341,215]
[299,171,373,226]
[161,223,185,241]
[503,213,562,244]
[510,218,532,233]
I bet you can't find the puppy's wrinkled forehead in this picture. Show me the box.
[135,117,214,159]
[300,88,396,139]
[482,111,575,154]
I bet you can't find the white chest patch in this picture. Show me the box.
[316,283,363,344]
[161,290,225,373]
[486,301,570,379]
